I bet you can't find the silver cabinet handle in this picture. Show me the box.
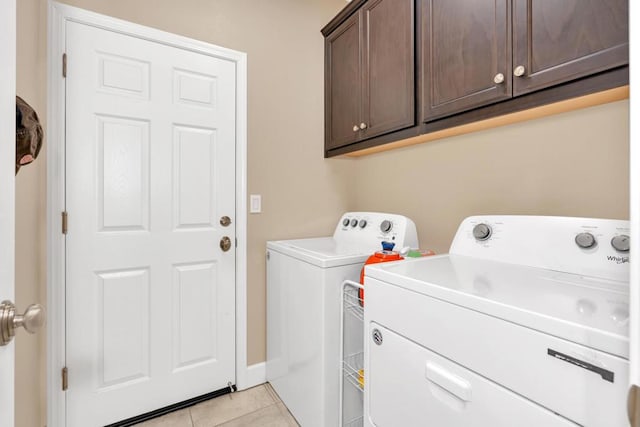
[352,125,359,132]
[359,123,368,130]
[0,300,45,346]
[514,65,526,77]
[493,73,505,84]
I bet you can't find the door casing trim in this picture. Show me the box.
[46,3,248,426]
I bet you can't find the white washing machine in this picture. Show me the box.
[267,212,419,427]
[364,216,630,427]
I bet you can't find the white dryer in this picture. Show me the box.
[267,212,419,427]
[364,216,630,427]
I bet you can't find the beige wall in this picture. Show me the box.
[15,1,630,426]
[350,100,630,253]
[16,1,47,426]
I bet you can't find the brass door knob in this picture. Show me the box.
[220,216,232,227]
[629,385,640,426]
[220,236,232,252]
[0,300,45,346]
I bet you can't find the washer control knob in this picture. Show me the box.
[359,219,367,229]
[380,220,393,233]
[342,218,350,227]
[472,224,492,241]
[350,219,358,228]
[611,235,630,252]
[575,232,597,249]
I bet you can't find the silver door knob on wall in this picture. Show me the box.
[220,236,232,252]
[0,300,45,346]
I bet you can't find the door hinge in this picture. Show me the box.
[62,211,68,234]
[62,367,68,391]
[62,53,67,78]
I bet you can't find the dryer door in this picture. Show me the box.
[365,323,576,427]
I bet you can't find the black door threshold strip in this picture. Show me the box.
[104,385,237,427]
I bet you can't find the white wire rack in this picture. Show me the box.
[343,284,364,322]
[340,280,365,427]
[343,351,364,392]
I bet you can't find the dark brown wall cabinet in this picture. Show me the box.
[421,0,628,122]
[324,0,415,151]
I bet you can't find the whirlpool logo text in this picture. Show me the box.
[607,255,629,264]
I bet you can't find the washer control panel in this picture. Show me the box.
[334,212,419,250]
[450,215,630,282]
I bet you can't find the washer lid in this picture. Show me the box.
[267,237,373,268]
[366,254,630,358]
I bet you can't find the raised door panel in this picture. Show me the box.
[326,12,361,150]
[362,0,415,139]
[513,0,628,96]
[421,0,511,121]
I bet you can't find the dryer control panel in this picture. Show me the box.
[450,215,630,282]
[334,212,419,250]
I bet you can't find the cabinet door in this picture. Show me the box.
[361,0,415,139]
[325,13,362,150]
[421,0,511,122]
[513,0,628,96]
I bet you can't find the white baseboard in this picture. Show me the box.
[243,362,266,390]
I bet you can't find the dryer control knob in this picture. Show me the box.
[575,232,597,249]
[342,218,350,227]
[350,219,358,228]
[380,220,393,233]
[359,219,367,229]
[611,235,630,252]
[472,223,492,241]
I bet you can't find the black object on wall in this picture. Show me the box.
[15,95,43,175]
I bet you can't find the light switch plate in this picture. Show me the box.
[250,194,262,213]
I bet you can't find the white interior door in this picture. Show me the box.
[0,0,16,424]
[65,20,237,426]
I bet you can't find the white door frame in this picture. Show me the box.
[46,3,248,426]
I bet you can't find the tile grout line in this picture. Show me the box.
[188,406,195,427]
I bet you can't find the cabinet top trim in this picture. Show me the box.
[321,0,368,36]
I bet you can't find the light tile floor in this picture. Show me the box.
[135,384,299,427]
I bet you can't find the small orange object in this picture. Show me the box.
[359,249,403,305]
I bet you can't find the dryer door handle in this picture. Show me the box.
[425,362,472,402]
